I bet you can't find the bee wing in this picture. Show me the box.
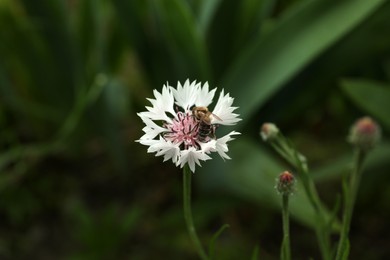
[211,113,222,122]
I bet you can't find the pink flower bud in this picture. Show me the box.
[348,117,381,151]
[260,123,279,141]
[276,171,295,196]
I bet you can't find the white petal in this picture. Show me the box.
[137,138,160,146]
[211,89,241,125]
[172,79,200,111]
[160,84,177,117]
[199,139,217,154]
[215,131,241,160]
[195,82,217,107]
[142,85,176,123]
[148,137,181,164]
[179,147,211,173]
[136,133,181,164]
[137,113,168,139]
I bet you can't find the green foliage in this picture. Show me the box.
[341,79,390,130]
[222,0,387,122]
[0,0,390,258]
[67,201,142,260]
[208,224,230,260]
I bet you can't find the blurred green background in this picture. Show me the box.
[1,0,390,259]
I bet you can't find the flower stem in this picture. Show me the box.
[271,139,331,260]
[183,165,208,260]
[281,194,291,260]
[300,168,331,260]
[335,150,366,260]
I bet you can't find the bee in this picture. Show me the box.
[192,106,221,142]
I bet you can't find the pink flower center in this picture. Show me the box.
[164,112,200,149]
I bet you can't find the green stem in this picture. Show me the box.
[183,165,208,260]
[302,170,331,260]
[272,139,331,260]
[315,226,331,260]
[281,194,291,260]
[335,150,366,260]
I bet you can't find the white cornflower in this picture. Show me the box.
[136,79,241,172]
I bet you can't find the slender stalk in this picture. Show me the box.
[335,150,366,260]
[315,225,331,260]
[272,139,331,260]
[281,194,291,260]
[303,173,331,260]
[183,165,208,260]
[300,168,331,260]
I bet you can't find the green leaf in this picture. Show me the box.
[341,238,350,260]
[208,224,230,260]
[112,0,148,44]
[233,0,276,53]
[19,0,80,106]
[0,3,67,119]
[198,0,223,33]
[221,0,387,124]
[76,0,103,79]
[341,79,390,130]
[153,0,211,80]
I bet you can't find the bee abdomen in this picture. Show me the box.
[197,123,212,142]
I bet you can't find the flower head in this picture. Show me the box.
[347,116,381,151]
[260,122,279,141]
[276,171,296,196]
[137,80,241,172]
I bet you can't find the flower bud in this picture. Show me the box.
[276,171,295,196]
[347,116,381,151]
[260,123,279,141]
